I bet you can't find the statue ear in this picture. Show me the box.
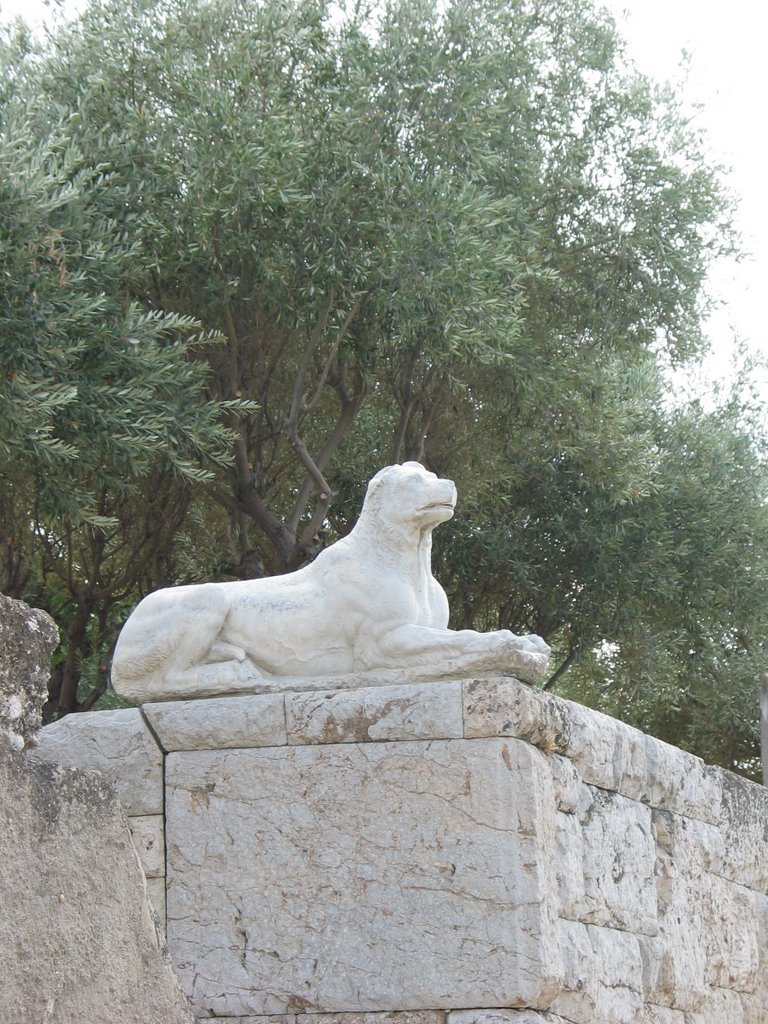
[366,465,395,499]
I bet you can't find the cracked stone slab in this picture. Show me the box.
[549,919,643,1024]
[636,1007,685,1024]
[32,708,163,815]
[559,701,722,823]
[286,682,463,745]
[205,1016,446,1024]
[448,1011,557,1024]
[142,694,287,752]
[683,987,746,1024]
[462,677,571,752]
[128,814,165,878]
[166,737,561,1017]
[550,753,580,813]
[640,809,758,1013]
[555,785,657,934]
[715,769,768,893]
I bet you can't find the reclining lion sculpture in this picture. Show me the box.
[111,462,550,703]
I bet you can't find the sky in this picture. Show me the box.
[601,0,768,402]
[2,0,766,402]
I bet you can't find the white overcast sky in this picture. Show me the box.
[2,0,767,401]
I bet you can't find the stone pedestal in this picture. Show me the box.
[34,676,768,1024]
[166,736,560,1017]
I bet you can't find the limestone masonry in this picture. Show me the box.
[35,675,768,1024]
[2,595,193,1024]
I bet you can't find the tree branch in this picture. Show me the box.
[543,643,580,691]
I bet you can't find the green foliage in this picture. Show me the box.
[1,0,765,776]
[0,38,239,713]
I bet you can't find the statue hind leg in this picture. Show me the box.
[113,584,260,703]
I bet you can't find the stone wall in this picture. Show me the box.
[1,594,194,1024]
[34,676,768,1024]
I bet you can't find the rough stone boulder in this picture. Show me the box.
[0,593,58,749]
[0,742,194,1024]
[1,591,194,1024]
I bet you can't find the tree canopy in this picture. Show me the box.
[1,0,766,777]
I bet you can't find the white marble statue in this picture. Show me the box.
[111,462,550,703]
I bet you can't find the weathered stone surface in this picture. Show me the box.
[701,875,759,992]
[1,741,193,1024]
[286,682,463,745]
[143,694,287,751]
[449,1010,552,1024]
[643,811,709,1011]
[202,1018,297,1024]
[549,919,643,1024]
[550,752,580,813]
[684,987,746,1024]
[555,785,657,934]
[742,988,768,1024]
[0,593,58,750]
[302,1014,447,1024]
[629,736,722,824]
[560,699,622,791]
[547,698,721,824]
[715,768,768,892]
[741,892,768,1024]
[166,737,561,1017]
[580,786,657,933]
[462,677,570,752]
[206,1015,447,1024]
[649,816,762,1006]
[147,875,167,934]
[128,814,166,878]
[636,1006,685,1024]
[555,809,586,919]
[32,707,163,815]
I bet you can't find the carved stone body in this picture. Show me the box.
[111,462,549,703]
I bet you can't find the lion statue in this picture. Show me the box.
[111,462,550,703]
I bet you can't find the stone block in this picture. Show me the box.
[549,701,721,825]
[581,787,656,933]
[560,700,622,791]
[642,812,709,1011]
[556,785,657,934]
[550,753,581,813]
[631,737,721,824]
[33,707,163,815]
[636,1006,685,1024]
[0,593,58,750]
[128,814,166,878]
[555,809,586,920]
[684,987,746,1024]
[165,737,561,1017]
[701,875,759,992]
[143,694,287,751]
[716,769,768,892]
[207,1016,446,1024]
[286,682,463,745]
[449,1012,551,1024]
[462,677,571,752]
[549,919,643,1024]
